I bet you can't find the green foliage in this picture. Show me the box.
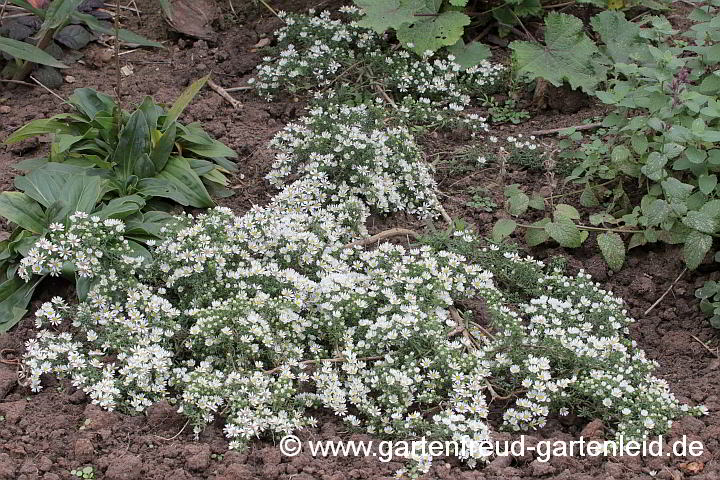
[352,0,489,66]
[1,0,161,81]
[510,12,606,93]
[0,77,236,331]
[482,96,530,124]
[465,187,497,212]
[498,4,720,319]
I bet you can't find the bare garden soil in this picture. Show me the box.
[0,1,719,479]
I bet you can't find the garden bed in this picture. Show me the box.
[0,1,719,479]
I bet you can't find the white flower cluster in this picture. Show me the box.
[250,10,505,133]
[268,100,441,217]
[20,60,703,472]
[506,134,540,152]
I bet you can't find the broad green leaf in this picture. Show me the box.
[554,204,580,220]
[643,198,671,225]
[68,88,116,120]
[137,157,214,208]
[597,232,625,271]
[590,11,644,64]
[355,0,437,33]
[510,12,605,93]
[14,168,67,208]
[525,218,550,246]
[397,11,470,55]
[579,185,600,207]
[546,214,584,248]
[684,230,713,270]
[163,76,210,129]
[53,175,105,222]
[699,174,717,195]
[0,36,68,68]
[0,192,47,234]
[95,195,145,219]
[683,211,717,234]
[447,39,490,70]
[492,218,516,242]
[506,190,529,216]
[0,276,41,333]
[528,193,545,210]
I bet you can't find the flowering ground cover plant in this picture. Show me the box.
[250,9,506,134]
[20,97,706,473]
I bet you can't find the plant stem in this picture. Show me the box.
[114,0,122,103]
[11,27,55,82]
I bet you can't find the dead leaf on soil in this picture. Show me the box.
[162,0,217,41]
[678,461,704,475]
[27,0,50,8]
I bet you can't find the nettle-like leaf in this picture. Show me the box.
[447,39,490,70]
[590,10,645,64]
[354,0,439,33]
[597,232,625,271]
[684,230,713,270]
[510,12,606,93]
[397,11,470,55]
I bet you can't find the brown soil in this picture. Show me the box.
[1,2,719,480]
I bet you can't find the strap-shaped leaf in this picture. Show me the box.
[150,122,177,172]
[74,12,164,48]
[0,36,68,68]
[163,76,210,129]
[137,157,214,208]
[4,117,78,144]
[114,109,150,182]
[43,0,85,30]
[0,192,47,234]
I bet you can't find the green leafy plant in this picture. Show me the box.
[496,7,720,280]
[0,76,237,332]
[1,0,162,82]
[466,187,497,211]
[482,96,530,124]
[70,466,95,479]
[353,0,489,64]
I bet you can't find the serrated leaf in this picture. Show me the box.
[506,190,529,216]
[492,218,516,242]
[643,198,671,226]
[397,11,470,55]
[684,230,713,270]
[355,0,437,33]
[590,10,644,64]
[597,232,625,271]
[447,39,490,70]
[699,174,717,195]
[525,218,550,246]
[546,214,584,248]
[579,185,599,207]
[510,12,605,93]
[683,211,717,234]
[554,203,580,220]
[528,193,545,210]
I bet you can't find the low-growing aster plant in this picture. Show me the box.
[21,189,706,472]
[18,72,706,474]
[268,99,441,218]
[250,9,504,134]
